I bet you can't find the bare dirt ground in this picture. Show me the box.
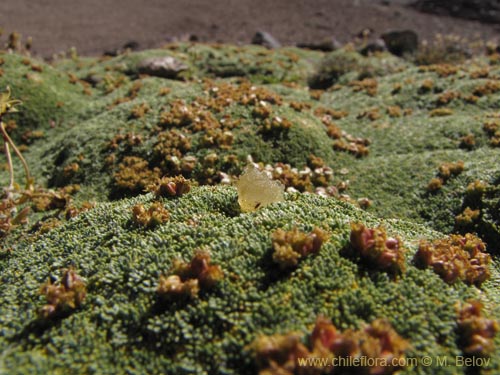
[0,0,499,58]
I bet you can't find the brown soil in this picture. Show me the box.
[0,0,499,58]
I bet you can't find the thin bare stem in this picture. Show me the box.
[0,121,32,188]
[4,139,14,190]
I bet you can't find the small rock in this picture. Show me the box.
[122,40,140,51]
[103,49,118,57]
[137,56,188,79]
[359,38,387,56]
[296,37,342,52]
[381,30,418,56]
[252,31,281,49]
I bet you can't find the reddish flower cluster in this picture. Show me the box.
[414,233,491,285]
[252,316,409,375]
[457,301,498,356]
[271,227,328,269]
[148,175,191,197]
[157,250,223,299]
[349,222,406,274]
[39,268,86,319]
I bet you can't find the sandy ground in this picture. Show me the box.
[0,0,499,58]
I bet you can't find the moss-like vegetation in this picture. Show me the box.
[1,41,500,374]
[1,187,499,374]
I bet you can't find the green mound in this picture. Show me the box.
[1,187,499,374]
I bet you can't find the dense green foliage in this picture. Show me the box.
[0,42,499,374]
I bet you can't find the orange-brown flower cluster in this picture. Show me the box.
[131,202,169,228]
[63,162,79,178]
[114,156,161,193]
[439,160,465,178]
[0,198,29,238]
[357,107,381,121]
[455,207,480,226]
[386,105,402,118]
[260,116,292,134]
[349,78,378,96]
[39,268,86,319]
[315,113,370,158]
[483,118,500,147]
[349,222,406,274]
[414,233,491,285]
[154,129,192,159]
[313,107,349,120]
[130,102,151,119]
[106,131,143,151]
[289,101,311,112]
[466,180,488,196]
[251,316,409,375]
[457,300,498,357]
[469,67,490,79]
[472,80,500,97]
[157,250,223,299]
[333,137,370,158]
[147,175,191,197]
[418,64,458,77]
[436,91,461,106]
[419,78,434,93]
[271,227,328,269]
[159,99,202,128]
[200,128,234,148]
[459,134,475,150]
[426,161,464,192]
[429,107,453,117]
[26,185,80,212]
[202,78,283,108]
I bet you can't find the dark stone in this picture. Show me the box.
[137,56,188,79]
[296,37,342,52]
[413,0,500,23]
[122,40,140,51]
[103,49,118,57]
[381,30,418,56]
[359,39,387,56]
[251,31,281,49]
